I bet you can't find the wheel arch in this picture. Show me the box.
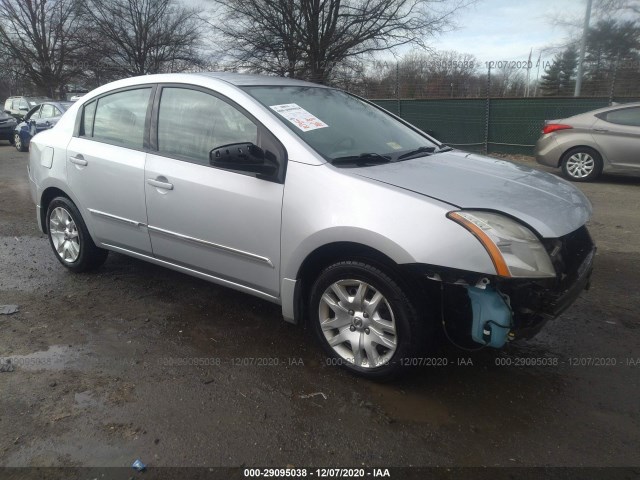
[39,186,76,233]
[289,241,424,326]
[560,144,605,167]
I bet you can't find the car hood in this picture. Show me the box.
[352,151,592,238]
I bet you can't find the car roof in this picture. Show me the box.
[194,72,329,88]
[578,101,640,116]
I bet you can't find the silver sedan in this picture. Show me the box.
[28,73,595,379]
[535,102,640,181]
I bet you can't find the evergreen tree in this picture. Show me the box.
[540,53,563,96]
[559,47,578,95]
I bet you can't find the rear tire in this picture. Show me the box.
[309,260,431,380]
[46,197,108,272]
[561,147,602,182]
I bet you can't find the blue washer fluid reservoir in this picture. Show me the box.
[466,286,512,348]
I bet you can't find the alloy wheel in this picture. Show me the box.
[318,279,397,368]
[566,152,595,179]
[49,207,81,263]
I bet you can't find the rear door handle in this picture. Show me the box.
[593,128,608,133]
[69,155,88,166]
[147,178,174,190]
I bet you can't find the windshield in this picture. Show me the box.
[243,86,438,164]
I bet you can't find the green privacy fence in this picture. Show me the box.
[371,97,640,155]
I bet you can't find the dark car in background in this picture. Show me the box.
[0,110,18,144]
[13,101,73,152]
[4,96,53,122]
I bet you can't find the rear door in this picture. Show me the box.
[591,106,640,169]
[144,85,285,296]
[66,86,155,254]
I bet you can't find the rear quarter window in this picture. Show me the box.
[602,107,640,127]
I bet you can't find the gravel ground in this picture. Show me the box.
[0,143,639,471]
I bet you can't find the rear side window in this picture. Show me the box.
[603,107,640,127]
[4,99,11,110]
[157,87,258,165]
[91,88,151,149]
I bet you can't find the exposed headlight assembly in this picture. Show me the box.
[448,210,556,278]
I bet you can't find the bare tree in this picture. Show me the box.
[0,0,84,98]
[211,0,476,84]
[79,0,204,78]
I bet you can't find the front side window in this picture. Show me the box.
[92,88,151,149]
[604,107,640,127]
[40,104,56,118]
[19,99,28,110]
[157,87,258,165]
[243,86,436,164]
[26,106,41,120]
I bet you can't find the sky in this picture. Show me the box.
[424,0,589,63]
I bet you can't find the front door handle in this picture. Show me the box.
[147,178,174,190]
[69,155,88,166]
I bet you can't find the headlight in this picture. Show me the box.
[447,210,556,278]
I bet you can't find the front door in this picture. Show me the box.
[144,86,284,296]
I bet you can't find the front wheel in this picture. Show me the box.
[46,197,108,272]
[309,261,430,380]
[14,133,27,152]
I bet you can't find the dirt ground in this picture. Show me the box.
[0,143,639,471]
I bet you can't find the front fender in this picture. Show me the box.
[280,161,497,282]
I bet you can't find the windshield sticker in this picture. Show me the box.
[386,141,403,150]
[270,103,328,132]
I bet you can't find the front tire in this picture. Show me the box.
[46,197,108,272]
[309,261,430,380]
[561,147,603,182]
[14,133,27,152]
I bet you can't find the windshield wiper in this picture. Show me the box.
[435,145,454,153]
[331,153,392,166]
[396,146,436,161]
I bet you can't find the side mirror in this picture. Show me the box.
[19,106,28,112]
[209,142,278,177]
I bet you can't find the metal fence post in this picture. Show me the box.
[484,64,491,154]
[609,57,618,106]
[396,61,401,116]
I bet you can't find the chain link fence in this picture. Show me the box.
[370,97,640,155]
[332,58,640,155]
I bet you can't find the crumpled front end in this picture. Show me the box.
[415,225,596,348]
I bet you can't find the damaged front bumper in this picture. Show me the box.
[412,225,596,348]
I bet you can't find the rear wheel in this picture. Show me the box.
[561,147,602,182]
[309,261,430,380]
[46,197,108,272]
